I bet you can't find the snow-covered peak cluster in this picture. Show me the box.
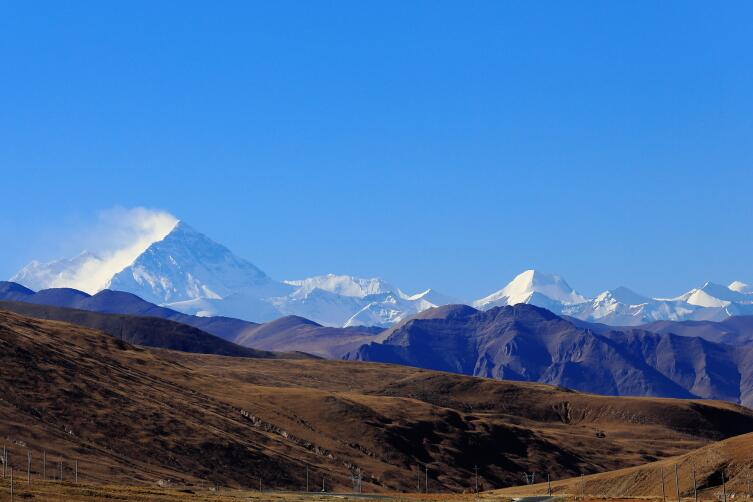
[12,251,105,292]
[11,222,450,327]
[474,270,587,309]
[476,272,753,325]
[729,281,752,294]
[283,274,395,298]
[13,208,179,294]
[10,219,753,327]
[108,221,283,305]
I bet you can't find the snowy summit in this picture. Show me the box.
[10,221,753,328]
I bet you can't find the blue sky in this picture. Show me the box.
[1,1,752,300]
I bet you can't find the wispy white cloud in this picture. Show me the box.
[12,207,178,293]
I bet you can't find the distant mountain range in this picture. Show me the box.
[0,299,292,359]
[11,220,753,327]
[5,278,753,405]
[348,303,753,407]
[6,309,753,490]
[0,280,384,358]
[474,269,753,326]
[12,221,454,327]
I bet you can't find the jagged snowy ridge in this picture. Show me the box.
[10,222,753,327]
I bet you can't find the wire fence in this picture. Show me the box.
[0,444,82,501]
[512,463,753,502]
[1,441,751,501]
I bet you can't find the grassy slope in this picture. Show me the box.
[2,310,753,495]
[488,431,753,499]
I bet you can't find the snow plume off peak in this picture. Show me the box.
[12,207,178,294]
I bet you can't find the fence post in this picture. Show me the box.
[662,467,667,502]
[474,465,479,495]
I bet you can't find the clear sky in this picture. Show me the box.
[1,1,752,300]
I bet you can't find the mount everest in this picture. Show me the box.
[12,221,454,327]
[11,220,753,327]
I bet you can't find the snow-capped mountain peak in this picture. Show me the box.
[398,288,460,305]
[13,214,753,329]
[11,251,107,293]
[10,219,449,327]
[729,281,752,294]
[676,281,750,308]
[593,286,650,306]
[107,221,286,306]
[473,269,587,309]
[283,274,395,298]
[471,272,753,326]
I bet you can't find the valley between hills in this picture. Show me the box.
[3,308,753,500]
[6,2,751,499]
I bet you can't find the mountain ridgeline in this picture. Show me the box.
[11,221,454,327]
[10,219,753,328]
[347,304,753,407]
[3,309,753,491]
[5,280,753,406]
[0,300,303,359]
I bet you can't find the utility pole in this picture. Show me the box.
[661,467,666,502]
[675,464,680,502]
[692,466,697,502]
[548,472,552,496]
[474,465,479,495]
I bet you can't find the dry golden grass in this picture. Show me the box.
[0,478,493,501]
[3,310,753,494]
[487,431,753,500]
